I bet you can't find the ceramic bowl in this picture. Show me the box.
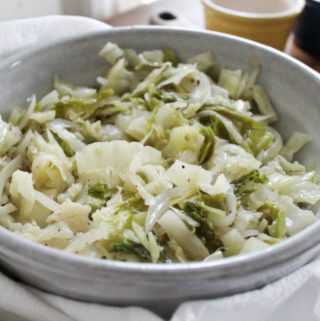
[0,27,319,318]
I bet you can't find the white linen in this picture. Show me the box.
[0,15,109,59]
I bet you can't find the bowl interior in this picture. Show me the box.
[1,27,319,164]
[0,27,319,270]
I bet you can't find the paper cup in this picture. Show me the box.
[203,0,305,50]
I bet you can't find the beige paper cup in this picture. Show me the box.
[203,0,305,50]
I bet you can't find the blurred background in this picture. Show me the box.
[0,0,202,27]
[0,0,319,71]
[0,0,166,22]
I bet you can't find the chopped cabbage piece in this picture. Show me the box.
[240,237,270,254]
[0,116,21,156]
[218,69,242,98]
[99,42,124,65]
[0,42,318,264]
[159,210,209,260]
[9,170,35,218]
[281,131,312,161]
[221,229,245,256]
[165,160,212,189]
[111,238,151,261]
[47,200,91,233]
[252,85,278,123]
[164,126,204,162]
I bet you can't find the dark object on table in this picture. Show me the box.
[294,0,320,55]
[289,0,320,71]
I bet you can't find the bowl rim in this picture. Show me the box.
[0,26,319,276]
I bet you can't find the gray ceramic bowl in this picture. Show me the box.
[0,27,319,318]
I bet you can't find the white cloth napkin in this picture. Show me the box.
[1,15,320,321]
[0,15,109,59]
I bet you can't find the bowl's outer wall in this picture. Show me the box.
[0,27,319,317]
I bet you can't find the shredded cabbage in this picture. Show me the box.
[0,42,319,263]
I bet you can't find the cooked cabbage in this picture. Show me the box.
[0,42,319,263]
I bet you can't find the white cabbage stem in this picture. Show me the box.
[208,192,237,227]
